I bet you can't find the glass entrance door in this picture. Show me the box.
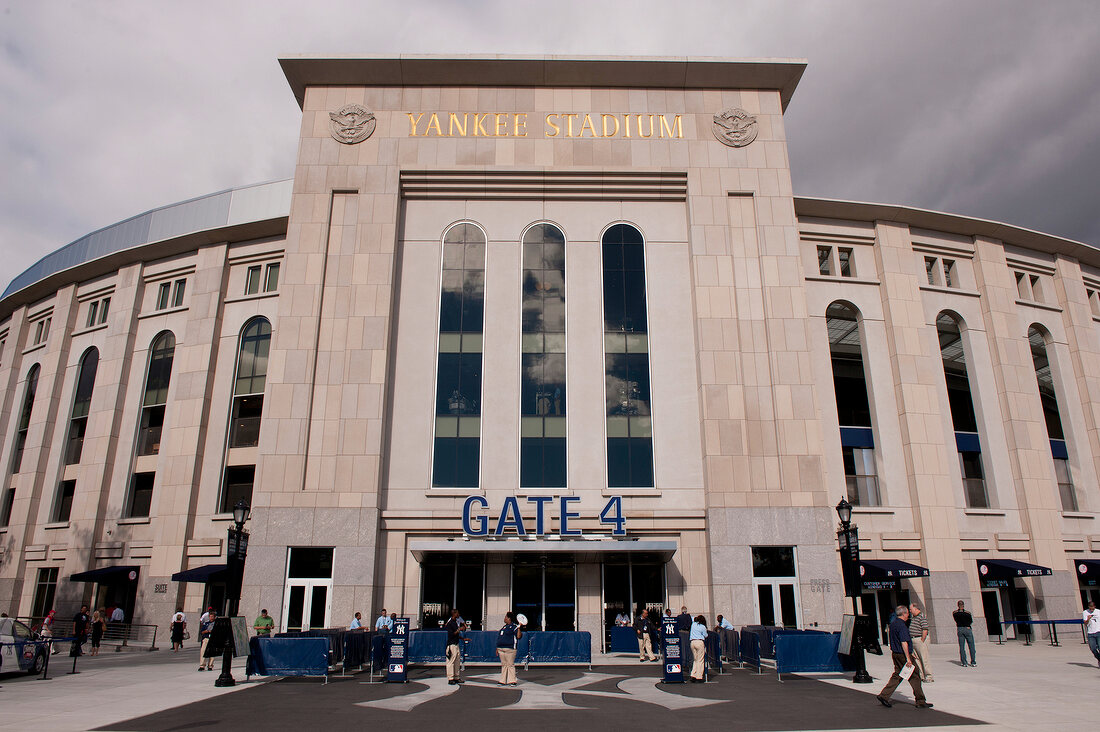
[282,547,333,632]
[751,546,800,628]
[512,560,575,631]
[753,581,800,628]
[283,580,332,632]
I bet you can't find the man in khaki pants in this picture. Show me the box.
[634,609,657,662]
[909,603,933,682]
[444,609,466,685]
[198,610,217,671]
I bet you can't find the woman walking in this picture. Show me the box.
[89,610,106,656]
[170,608,187,651]
[496,612,523,686]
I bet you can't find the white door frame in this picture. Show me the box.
[281,578,333,633]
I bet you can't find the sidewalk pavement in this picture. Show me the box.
[1,638,1097,731]
[0,647,264,732]
[814,638,1099,731]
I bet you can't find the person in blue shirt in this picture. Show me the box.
[689,615,709,682]
[349,612,362,630]
[716,614,734,630]
[496,612,523,686]
[375,609,393,633]
[876,605,932,709]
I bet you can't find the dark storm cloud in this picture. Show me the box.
[1,1,1096,293]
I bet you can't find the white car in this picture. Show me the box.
[0,617,48,674]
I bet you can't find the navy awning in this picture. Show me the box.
[171,564,229,583]
[860,559,930,581]
[69,565,140,583]
[1076,559,1100,584]
[976,559,1052,580]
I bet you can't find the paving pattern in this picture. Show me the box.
[99,664,976,731]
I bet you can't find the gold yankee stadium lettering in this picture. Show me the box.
[406,112,683,139]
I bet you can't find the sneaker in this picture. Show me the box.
[916,703,934,709]
[198,667,204,671]
[876,696,892,708]
[448,680,457,685]
[926,677,934,682]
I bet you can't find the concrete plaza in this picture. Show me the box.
[0,639,1095,731]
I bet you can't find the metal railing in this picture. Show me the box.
[18,617,159,651]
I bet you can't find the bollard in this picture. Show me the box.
[38,639,53,680]
[68,638,82,674]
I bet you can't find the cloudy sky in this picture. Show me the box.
[2,1,1097,292]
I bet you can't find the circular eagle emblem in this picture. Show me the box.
[329,104,376,144]
[712,107,759,148]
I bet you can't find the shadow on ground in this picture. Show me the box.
[96,665,981,732]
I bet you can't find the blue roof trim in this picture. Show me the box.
[839,426,874,449]
[955,431,981,453]
[2,179,293,300]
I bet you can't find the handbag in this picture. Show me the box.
[183,630,191,640]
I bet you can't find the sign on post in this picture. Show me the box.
[387,617,409,682]
[661,619,683,684]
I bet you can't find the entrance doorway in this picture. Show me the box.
[751,546,801,628]
[512,559,575,631]
[981,585,1031,640]
[858,587,911,643]
[281,548,333,632]
[602,560,665,648]
[419,556,485,630]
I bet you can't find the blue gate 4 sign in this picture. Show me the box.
[387,617,410,682]
[662,620,683,684]
[463,495,626,536]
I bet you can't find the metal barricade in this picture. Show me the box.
[19,617,158,651]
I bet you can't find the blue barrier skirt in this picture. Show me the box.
[774,633,853,674]
[247,637,329,677]
[407,630,590,664]
[609,626,638,652]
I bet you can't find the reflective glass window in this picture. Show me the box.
[433,224,485,488]
[521,224,567,488]
[65,348,99,465]
[10,364,40,474]
[602,224,653,488]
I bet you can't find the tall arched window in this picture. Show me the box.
[2,364,39,526]
[127,332,174,518]
[137,332,175,457]
[10,364,40,475]
[222,318,271,513]
[65,348,100,465]
[1028,325,1076,511]
[229,318,271,449]
[432,223,485,488]
[520,223,567,488]
[602,224,653,488]
[826,302,879,505]
[937,313,987,507]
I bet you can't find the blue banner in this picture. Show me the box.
[661,619,683,683]
[387,617,410,682]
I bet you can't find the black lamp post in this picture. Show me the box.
[214,499,250,687]
[836,497,873,684]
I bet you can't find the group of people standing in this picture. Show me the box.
[38,605,109,656]
[629,606,714,682]
[438,608,524,686]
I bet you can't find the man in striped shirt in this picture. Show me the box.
[909,603,934,682]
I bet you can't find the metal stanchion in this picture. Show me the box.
[39,639,53,680]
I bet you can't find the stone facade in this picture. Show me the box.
[0,57,1096,649]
